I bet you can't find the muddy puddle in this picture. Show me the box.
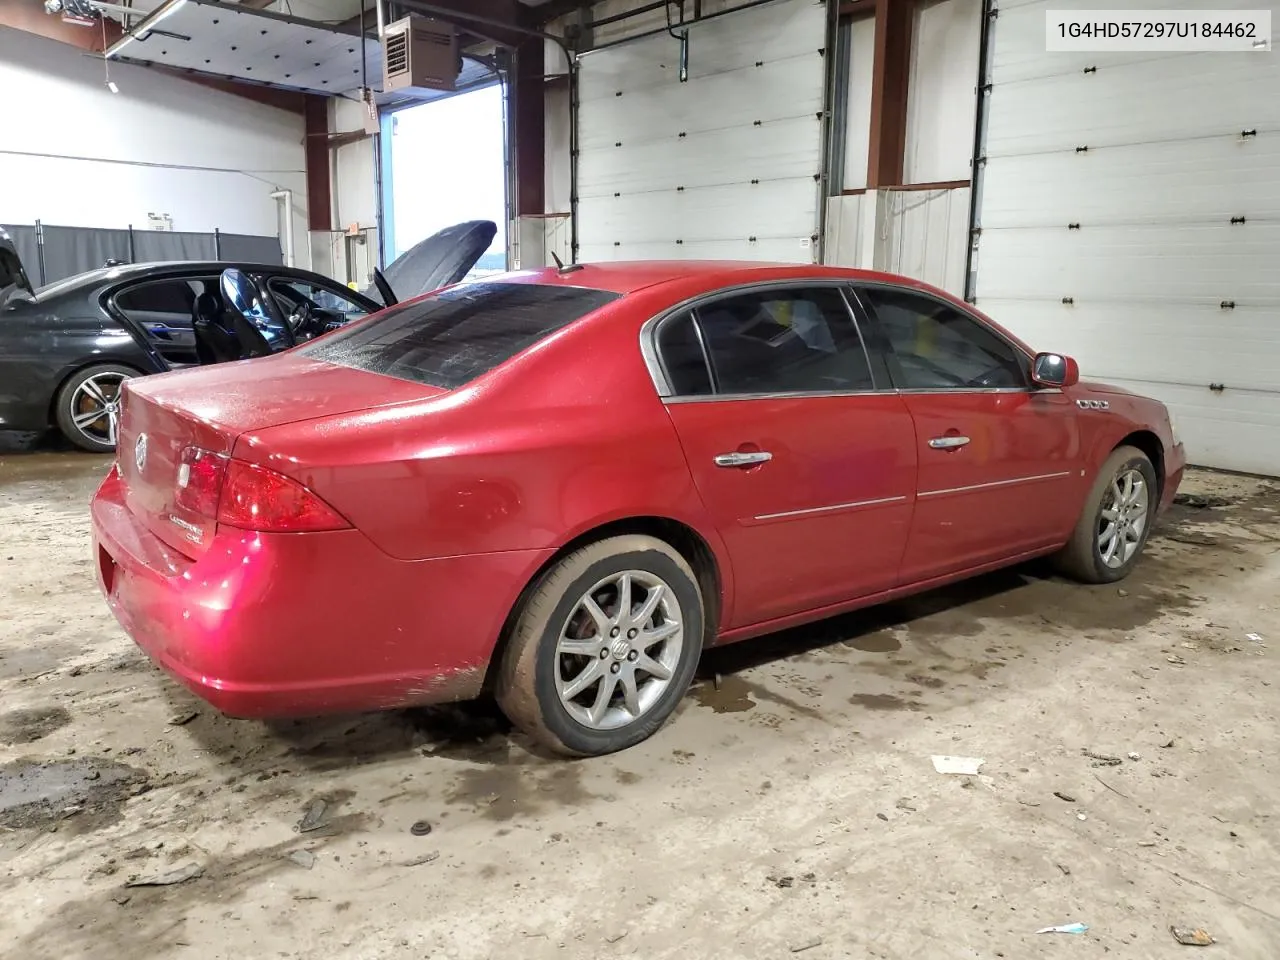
[0,757,148,830]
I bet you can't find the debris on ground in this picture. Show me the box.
[766,874,795,889]
[1246,633,1265,645]
[1053,791,1076,803]
[296,798,328,833]
[1036,922,1088,935]
[876,812,889,821]
[410,820,433,837]
[166,711,198,726]
[1170,925,1215,946]
[790,937,823,953]
[1174,493,1233,509]
[125,862,204,887]
[402,851,439,866]
[1168,655,1187,665]
[1077,813,1088,821]
[1128,751,1142,760]
[287,849,316,870]
[1094,774,1130,799]
[931,755,984,775]
[1056,863,1071,875]
[1082,749,1122,766]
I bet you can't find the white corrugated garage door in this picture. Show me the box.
[972,0,1280,476]
[575,0,826,263]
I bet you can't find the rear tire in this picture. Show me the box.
[54,363,138,453]
[1053,445,1158,584]
[495,535,704,757]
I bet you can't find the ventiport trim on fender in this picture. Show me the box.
[754,495,909,522]
[919,471,1073,499]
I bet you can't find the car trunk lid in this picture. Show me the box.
[117,352,444,557]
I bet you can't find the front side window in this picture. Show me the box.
[858,286,1027,390]
[301,281,619,390]
[690,287,874,395]
[268,278,370,328]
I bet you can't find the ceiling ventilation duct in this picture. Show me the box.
[382,14,460,94]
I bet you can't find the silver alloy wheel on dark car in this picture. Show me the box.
[54,364,136,453]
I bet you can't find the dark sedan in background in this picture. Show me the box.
[0,221,495,452]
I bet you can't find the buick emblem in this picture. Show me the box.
[134,433,148,474]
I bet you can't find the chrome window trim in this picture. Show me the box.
[665,389,900,405]
[640,277,1059,404]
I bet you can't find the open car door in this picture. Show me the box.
[0,228,34,306]
[366,219,497,307]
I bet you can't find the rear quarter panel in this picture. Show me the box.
[235,289,734,588]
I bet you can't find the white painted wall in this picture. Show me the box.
[331,96,379,232]
[0,27,305,256]
[842,16,875,191]
[903,0,981,184]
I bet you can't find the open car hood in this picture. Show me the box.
[368,219,497,305]
[0,228,33,303]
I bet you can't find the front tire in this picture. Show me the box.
[495,535,704,757]
[54,364,137,453]
[1053,445,1158,584]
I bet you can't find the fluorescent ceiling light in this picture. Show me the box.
[104,0,188,59]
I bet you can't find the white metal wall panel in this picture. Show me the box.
[973,0,1280,475]
[576,0,826,262]
[881,187,972,297]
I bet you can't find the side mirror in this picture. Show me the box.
[220,268,259,317]
[1032,352,1080,388]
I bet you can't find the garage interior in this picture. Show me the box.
[1,0,1278,955]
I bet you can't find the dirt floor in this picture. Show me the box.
[0,433,1277,960]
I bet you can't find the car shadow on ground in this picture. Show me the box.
[160,491,1260,774]
[170,563,1058,775]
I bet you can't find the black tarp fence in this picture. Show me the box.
[1,221,283,286]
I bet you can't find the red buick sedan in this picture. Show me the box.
[91,262,1185,756]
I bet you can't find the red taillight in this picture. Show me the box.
[174,447,229,517]
[219,459,350,532]
[173,447,350,533]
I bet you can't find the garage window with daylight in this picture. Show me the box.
[858,287,1027,390]
[301,282,619,389]
[678,288,875,396]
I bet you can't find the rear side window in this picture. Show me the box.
[301,282,619,390]
[656,312,714,396]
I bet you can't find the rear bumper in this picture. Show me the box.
[91,467,553,718]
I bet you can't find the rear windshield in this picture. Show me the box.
[300,282,619,389]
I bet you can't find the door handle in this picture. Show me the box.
[928,435,971,450]
[714,451,773,468]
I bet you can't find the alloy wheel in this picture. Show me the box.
[554,570,684,730]
[1097,467,1149,569]
[69,372,130,447]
